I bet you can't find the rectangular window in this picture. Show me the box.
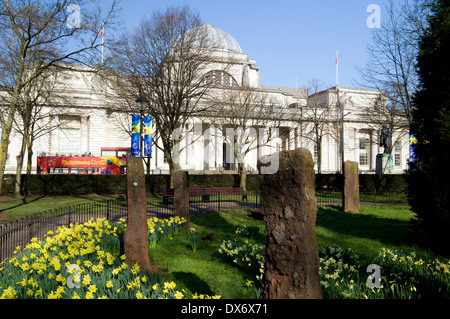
[277,136,288,152]
[394,141,401,166]
[59,115,81,156]
[359,138,369,166]
[59,128,81,156]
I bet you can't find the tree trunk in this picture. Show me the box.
[0,135,10,195]
[0,108,15,194]
[238,162,247,192]
[23,138,34,200]
[14,153,24,197]
[0,62,24,194]
[168,159,177,189]
[14,127,29,197]
[145,157,150,175]
[317,138,322,175]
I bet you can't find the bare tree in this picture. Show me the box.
[0,0,120,193]
[11,66,72,198]
[107,5,223,187]
[210,85,288,190]
[297,79,339,174]
[357,0,433,123]
[356,91,410,158]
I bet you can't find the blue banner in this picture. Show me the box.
[143,116,152,157]
[131,114,141,156]
[409,133,418,163]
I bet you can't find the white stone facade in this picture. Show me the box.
[4,25,410,175]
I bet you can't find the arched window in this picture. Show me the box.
[203,70,238,88]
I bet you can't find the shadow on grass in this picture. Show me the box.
[172,271,215,296]
[316,206,413,247]
[0,195,47,213]
[190,210,239,235]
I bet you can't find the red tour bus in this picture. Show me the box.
[37,147,130,175]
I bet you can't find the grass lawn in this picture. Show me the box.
[2,194,448,299]
[147,205,449,299]
[315,205,431,264]
[0,195,121,224]
[148,209,265,299]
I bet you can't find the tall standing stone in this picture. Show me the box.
[123,157,155,272]
[174,170,190,231]
[343,160,360,213]
[258,148,322,299]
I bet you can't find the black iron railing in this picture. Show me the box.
[0,190,406,262]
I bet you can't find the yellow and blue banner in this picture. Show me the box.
[143,116,152,157]
[409,133,418,163]
[131,114,141,156]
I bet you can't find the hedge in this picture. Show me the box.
[1,173,407,196]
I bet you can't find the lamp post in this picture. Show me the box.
[136,93,149,158]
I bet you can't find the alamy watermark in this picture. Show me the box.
[171,123,280,175]
[66,264,81,289]
[366,264,382,288]
[66,4,81,29]
[366,4,381,29]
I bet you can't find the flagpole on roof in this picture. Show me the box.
[336,49,339,87]
[100,26,104,65]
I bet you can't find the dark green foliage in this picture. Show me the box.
[1,173,408,196]
[408,0,450,254]
[315,174,408,194]
[0,173,263,196]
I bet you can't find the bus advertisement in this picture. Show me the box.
[37,147,130,175]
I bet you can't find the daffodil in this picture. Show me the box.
[82,274,91,287]
[175,291,184,299]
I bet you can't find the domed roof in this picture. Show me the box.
[189,24,242,53]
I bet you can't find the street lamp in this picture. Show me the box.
[136,93,149,158]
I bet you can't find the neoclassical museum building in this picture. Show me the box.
[4,24,410,175]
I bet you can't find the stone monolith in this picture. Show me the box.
[123,157,154,272]
[343,160,360,212]
[258,148,322,299]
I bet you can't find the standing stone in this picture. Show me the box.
[258,148,322,299]
[174,170,190,231]
[343,160,360,212]
[123,157,154,272]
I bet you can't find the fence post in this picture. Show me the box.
[0,225,3,262]
[28,215,33,244]
[68,206,71,227]
[218,192,221,211]
[107,200,111,221]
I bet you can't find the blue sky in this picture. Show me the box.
[107,0,390,89]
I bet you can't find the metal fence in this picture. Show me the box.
[0,192,258,262]
[315,191,408,207]
[0,190,407,262]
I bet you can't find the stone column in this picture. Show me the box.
[343,160,359,212]
[174,170,190,231]
[258,148,322,299]
[123,157,155,272]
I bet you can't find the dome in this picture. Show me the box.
[188,24,242,53]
